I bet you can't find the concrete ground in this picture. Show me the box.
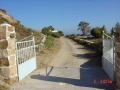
[12,37,114,90]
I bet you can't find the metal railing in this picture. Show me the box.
[102,32,115,80]
[16,36,36,64]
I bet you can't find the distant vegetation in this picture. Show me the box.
[66,34,103,57]
[67,21,120,57]
[44,35,55,49]
[77,21,90,35]
[41,26,64,38]
[91,25,107,38]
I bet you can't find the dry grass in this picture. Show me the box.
[0,80,13,90]
[36,38,61,68]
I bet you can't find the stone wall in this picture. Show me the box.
[0,23,18,84]
[115,27,120,88]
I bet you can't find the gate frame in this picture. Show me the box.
[16,36,36,81]
[102,32,115,81]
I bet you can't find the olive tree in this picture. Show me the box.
[77,21,89,35]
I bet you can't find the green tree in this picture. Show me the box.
[41,26,54,35]
[91,26,107,38]
[47,26,54,31]
[91,27,101,38]
[77,21,89,35]
[58,31,64,36]
[111,27,114,35]
[91,25,107,38]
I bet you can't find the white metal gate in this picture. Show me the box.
[16,36,36,81]
[102,35,115,80]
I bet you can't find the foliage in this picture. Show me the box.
[42,26,64,38]
[111,27,114,35]
[91,26,107,38]
[48,32,63,38]
[58,31,64,36]
[41,26,54,35]
[44,35,55,49]
[66,34,103,56]
[91,27,102,38]
[77,21,90,35]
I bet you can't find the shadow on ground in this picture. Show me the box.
[31,52,114,90]
[74,52,97,59]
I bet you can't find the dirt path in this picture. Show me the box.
[12,37,114,90]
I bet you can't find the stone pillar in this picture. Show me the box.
[115,27,120,88]
[0,23,18,84]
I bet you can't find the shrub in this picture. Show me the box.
[67,34,103,56]
[52,32,60,38]
[91,27,102,38]
[91,26,107,38]
[58,31,64,36]
[48,32,60,38]
[44,35,55,49]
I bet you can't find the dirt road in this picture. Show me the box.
[13,37,114,90]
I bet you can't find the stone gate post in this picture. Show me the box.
[115,27,120,88]
[0,23,18,84]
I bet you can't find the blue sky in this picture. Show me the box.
[0,0,120,34]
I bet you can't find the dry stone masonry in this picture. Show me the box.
[115,27,120,88]
[0,23,18,84]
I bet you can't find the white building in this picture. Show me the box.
[50,30,58,33]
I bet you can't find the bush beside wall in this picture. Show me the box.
[66,35,102,56]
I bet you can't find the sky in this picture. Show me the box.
[0,0,120,35]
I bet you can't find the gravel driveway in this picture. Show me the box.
[12,37,114,90]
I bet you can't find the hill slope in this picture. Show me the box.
[0,8,41,43]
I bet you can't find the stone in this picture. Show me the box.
[0,80,11,90]
[1,66,17,77]
[10,33,16,38]
[116,45,120,52]
[7,26,14,32]
[0,49,8,57]
[1,68,10,77]
[117,52,120,59]
[116,74,120,89]
[0,40,8,49]
[7,49,15,56]
[0,26,6,32]
[6,32,11,39]
[4,76,18,85]
[116,81,120,89]
[9,56,16,66]
[0,74,5,80]
[0,24,18,86]
[116,37,120,43]
[116,58,120,68]
[0,58,9,66]
[9,66,17,76]
[7,38,15,49]
[116,71,120,81]
[116,64,120,75]
[0,31,6,40]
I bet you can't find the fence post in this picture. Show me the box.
[0,23,18,84]
[112,35,116,82]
